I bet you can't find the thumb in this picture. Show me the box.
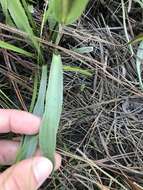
[0,156,53,190]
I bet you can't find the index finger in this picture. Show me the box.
[0,109,41,134]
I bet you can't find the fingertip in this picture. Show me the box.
[35,150,62,171]
[33,157,53,187]
[54,153,62,170]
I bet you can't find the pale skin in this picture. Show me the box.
[0,109,61,190]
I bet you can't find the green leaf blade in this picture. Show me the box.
[63,65,92,77]
[15,65,48,162]
[1,0,40,54]
[0,40,33,57]
[39,53,63,164]
[15,135,38,162]
[65,0,89,25]
[51,0,89,25]
[33,65,48,117]
[8,0,32,32]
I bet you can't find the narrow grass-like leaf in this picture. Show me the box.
[8,0,32,32]
[63,65,92,77]
[51,0,89,25]
[42,1,58,40]
[39,53,63,164]
[44,2,56,26]
[0,0,13,25]
[127,34,143,45]
[136,41,143,90]
[15,65,48,162]
[0,0,8,21]
[73,46,93,54]
[21,0,37,32]
[32,65,48,116]
[0,40,33,57]
[40,0,49,36]
[29,74,38,113]
[1,0,40,53]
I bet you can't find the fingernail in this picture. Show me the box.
[33,157,53,187]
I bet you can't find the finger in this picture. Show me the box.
[35,150,62,171]
[0,140,19,165]
[0,109,40,134]
[0,140,62,170]
[0,157,53,190]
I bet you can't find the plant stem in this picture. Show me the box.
[21,0,37,33]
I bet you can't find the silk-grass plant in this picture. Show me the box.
[0,0,89,167]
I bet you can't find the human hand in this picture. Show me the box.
[0,109,61,190]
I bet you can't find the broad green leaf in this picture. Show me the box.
[51,0,89,25]
[15,65,48,162]
[39,53,63,164]
[15,135,38,162]
[0,40,33,57]
[136,41,143,90]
